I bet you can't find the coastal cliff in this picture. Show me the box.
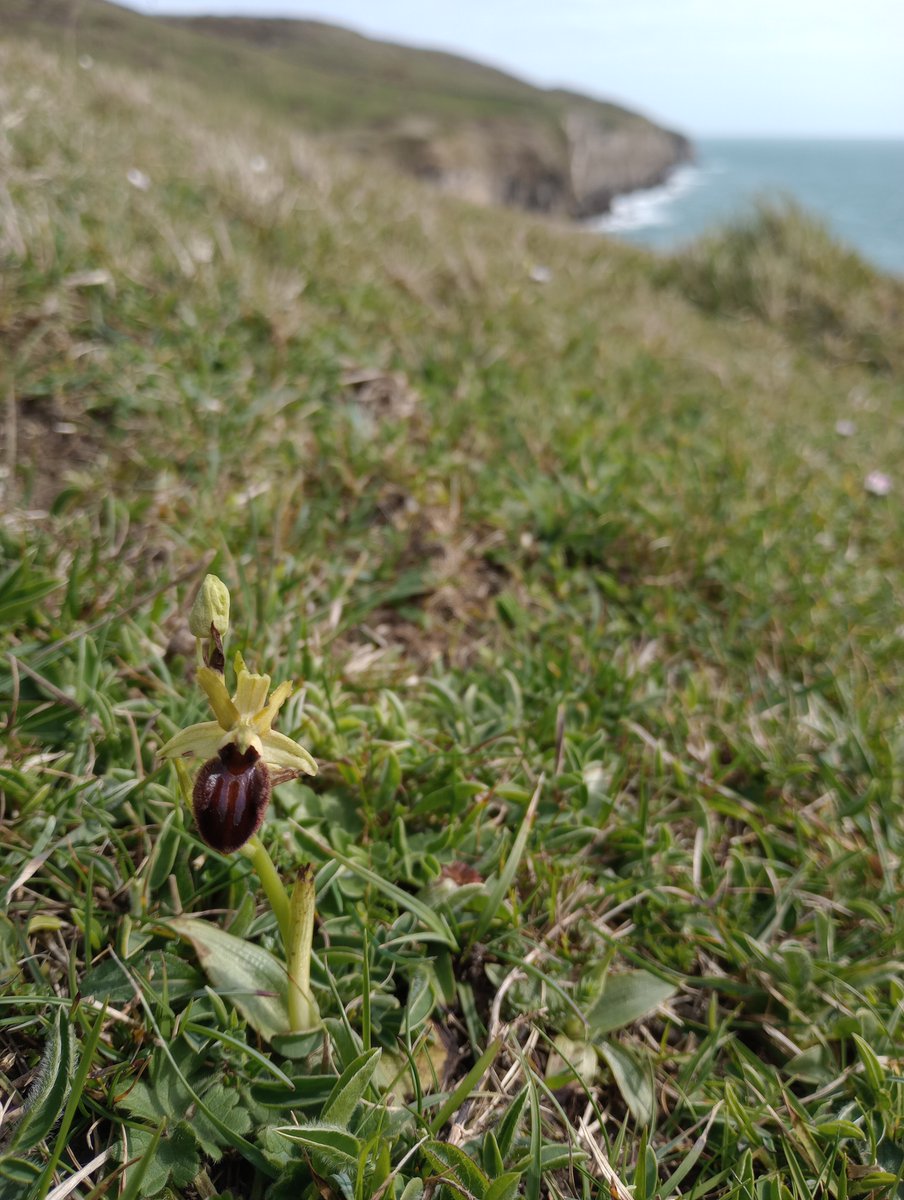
[370,108,692,218]
[6,0,693,220]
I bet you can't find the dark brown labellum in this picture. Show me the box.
[192,743,271,854]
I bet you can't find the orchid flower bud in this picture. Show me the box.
[189,574,231,639]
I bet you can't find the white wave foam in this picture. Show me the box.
[593,164,704,233]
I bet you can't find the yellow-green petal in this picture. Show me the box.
[253,679,293,735]
[197,666,239,729]
[261,729,318,775]
[234,668,271,718]
[159,720,224,761]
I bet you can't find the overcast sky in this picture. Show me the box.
[123,0,904,137]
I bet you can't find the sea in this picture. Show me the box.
[592,138,904,277]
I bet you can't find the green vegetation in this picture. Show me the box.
[2,0,652,134]
[2,29,904,1200]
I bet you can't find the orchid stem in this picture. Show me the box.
[241,835,292,949]
[287,864,320,1032]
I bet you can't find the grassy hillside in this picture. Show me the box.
[2,0,691,218]
[1,0,658,133]
[1,32,904,1200]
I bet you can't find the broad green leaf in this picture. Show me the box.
[192,1084,252,1159]
[813,1120,866,1140]
[10,1009,75,1152]
[321,1048,382,1128]
[485,1173,522,1200]
[31,1004,106,1200]
[251,1074,336,1109]
[482,1129,505,1176]
[125,1122,199,1197]
[598,1040,654,1125]
[0,1158,41,1200]
[584,970,677,1035]
[848,1171,897,1193]
[166,917,289,1040]
[422,1140,491,1200]
[545,1034,597,1089]
[118,1121,164,1200]
[270,1029,324,1060]
[273,1123,361,1171]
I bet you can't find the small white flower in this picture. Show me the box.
[835,419,855,438]
[127,168,151,192]
[529,265,552,284]
[250,156,268,174]
[865,471,892,497]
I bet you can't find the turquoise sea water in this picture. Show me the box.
[593,138,904,276]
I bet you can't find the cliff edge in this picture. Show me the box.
[372,108,691,218]
[4,0,693,219]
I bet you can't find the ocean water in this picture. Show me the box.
[592,138,904,276]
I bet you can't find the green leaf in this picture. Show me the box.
[584,970,677,1035]
[485,1173,522,1200]
[429,1039,502,1135]
[0,562,61,626]
[183,1020,294,1085]
[292,829,457,949]
[321,1048,382,1128]
[118,1120,164,1200]
[147,811,181,892]
[120,1079,160,1122]
[813,1120,866,1140]
[10,1008,75,1151]
[251,1074,336,1110]
[31,1003,106,1200]
[495,1087,528,1161]
[166,916,289,1040]
[125,1122,200,1197]
[633,1129,657,1200]
[192,1084,252,1159]
[405,966,437,1031]
[273,1123,362,1171]
[482,1130,505,1176]
[544,1034,597,1089]
[851,1033,886,1097]
[472,778,541,942]
[598,1040,654,1125]
[0,1156,41,1200]
[422,1139,491,1200]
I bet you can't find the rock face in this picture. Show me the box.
[354,108,692,220]
[563,109,693,217]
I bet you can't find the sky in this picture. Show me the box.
[123,0,904,137]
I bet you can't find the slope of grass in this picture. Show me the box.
[657,202,904,373]
[1,38,904,1200]
[1,0,656,135]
